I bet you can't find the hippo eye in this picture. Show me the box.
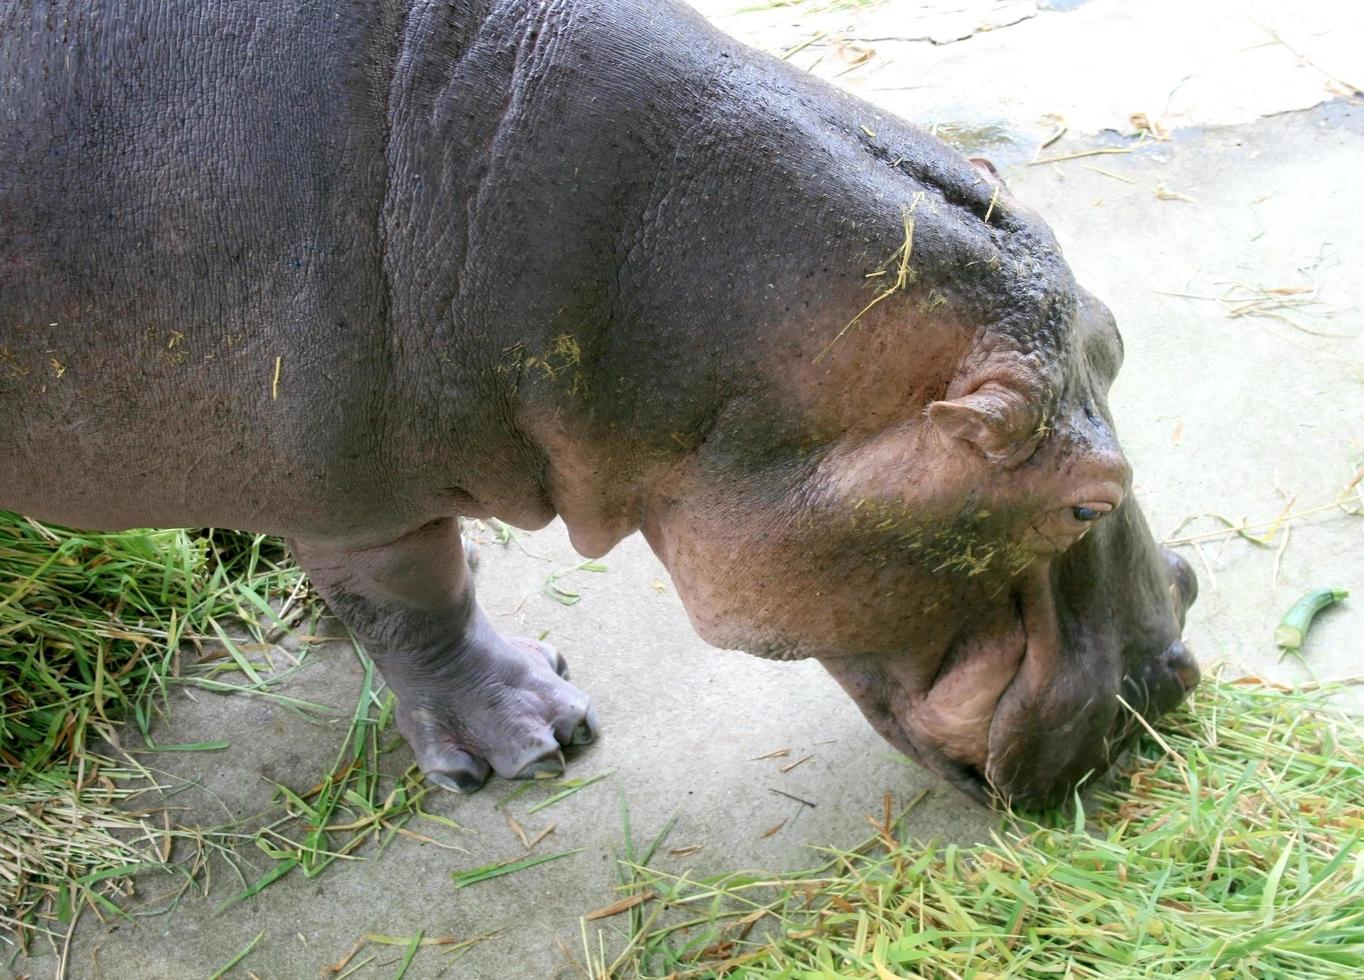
[1072,505,1105,523]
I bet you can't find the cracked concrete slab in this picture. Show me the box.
[9,2,1363,978]
[816,0,1042,46]
[692,0,1364,136]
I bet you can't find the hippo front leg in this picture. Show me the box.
[293,519,598,793]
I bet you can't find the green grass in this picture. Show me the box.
[0,513,308,774]
[0,511,475,953]
[585,676,1364,978]
[217,635,464,913]
[0,511,316,943]
[7,509,1363,977]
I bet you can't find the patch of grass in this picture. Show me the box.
[1,512,477,953]
[225,637,461,909]
[586,676,1364,978]
[0,512,315,944]
[0,513,309,774]
[0,763,229,947]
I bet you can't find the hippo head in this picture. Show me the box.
[634,118,1198,809]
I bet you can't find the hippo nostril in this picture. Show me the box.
[1164,549,1198,614]
[1163,641,1200,692]
[1175,664,1199,692]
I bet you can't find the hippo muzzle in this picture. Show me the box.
[976,502,1201,808]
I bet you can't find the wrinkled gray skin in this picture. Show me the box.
[0,0,1198,807]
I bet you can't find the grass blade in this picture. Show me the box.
[452,849,584,889]
[1261,832,1298,926]
[216,858,299,913]
[393,929,422,980]
[208,929,264,980]
[527,770,614,814]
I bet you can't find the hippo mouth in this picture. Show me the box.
[983,567,1066,795]
[823,559,1192,809]
[897,565,1067,806]
[891,585,1039,804]
[979,567,1199,808]
[811,595,1038,805]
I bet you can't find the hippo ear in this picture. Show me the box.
[968,156,1004,184]
[927,383,1034,457]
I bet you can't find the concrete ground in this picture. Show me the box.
[14,1,1363,977]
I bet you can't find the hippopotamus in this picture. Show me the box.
[0,0,1198,808]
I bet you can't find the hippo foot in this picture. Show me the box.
[391,637,599,794]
